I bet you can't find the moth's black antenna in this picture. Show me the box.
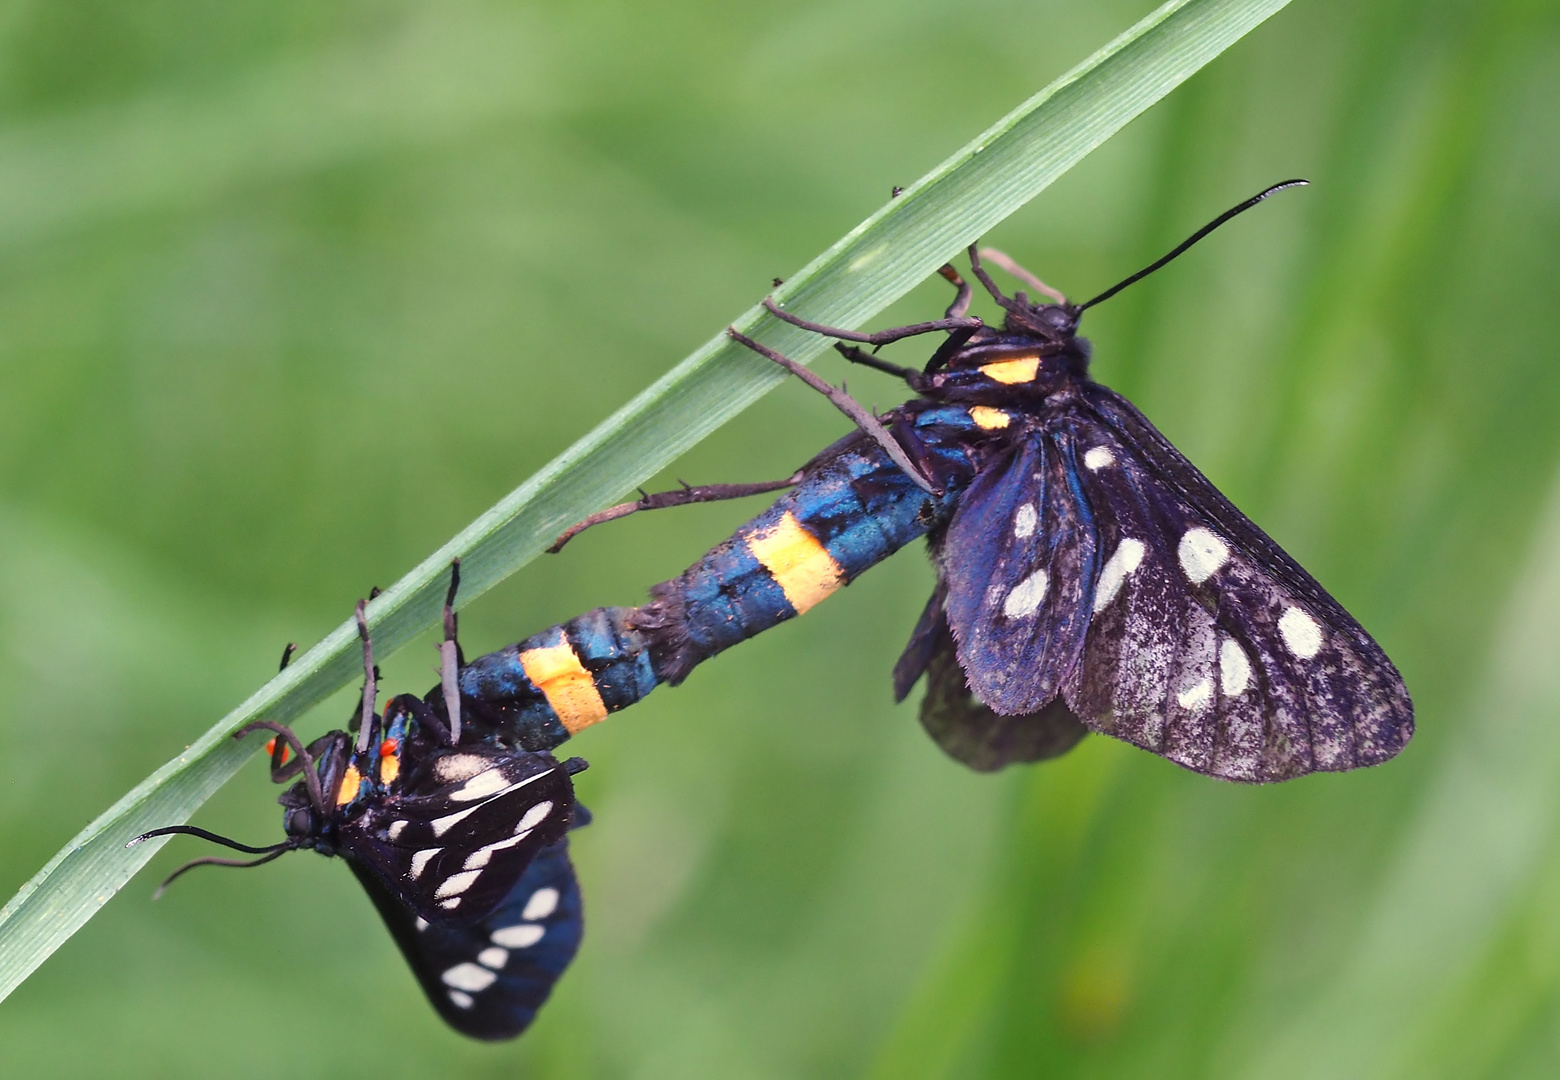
[126,825,296,897]
[1076,180,1309,312]
[128,825,290,855]
[148,849,291,899]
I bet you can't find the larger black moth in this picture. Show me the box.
[444,180,1412,782]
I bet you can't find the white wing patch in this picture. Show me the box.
[1279,607,1324,658]
[1177,527,1230,584]
[1002,570,1049,619]
[515,801,553,834]
[435,869,482,899]
[1013,503,1038,538]
[410,848,441,880]
[430,803,481,838]
[449,769,509,802]
[477,946,508,969]
[1177,677,1213,711]
[442,963,497,992]
[522,887,560,920]
[433,754,491,783]
[492,923,546,948]
[1083,446,1115,470]
[1093,538,1146,612]
[1219,637,1252,696]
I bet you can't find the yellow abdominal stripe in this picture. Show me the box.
[746,510,844,615]
[969,406,1010,430]
[978,356,1040,384]
[335,764,363,806]
[520,639,610,733]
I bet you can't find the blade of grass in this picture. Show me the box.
[0,0,1293,1002]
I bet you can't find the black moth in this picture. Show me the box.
[134,574,588,1041]
[727,180,1414,779]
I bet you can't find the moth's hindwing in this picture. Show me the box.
[349,745,575,924]
[352,820,586,1041]
[940,432,1099,716]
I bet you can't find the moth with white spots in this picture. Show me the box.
[250,692,590,1040]
[783,206,1417,781]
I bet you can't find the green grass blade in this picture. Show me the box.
[0,0,1292,1003]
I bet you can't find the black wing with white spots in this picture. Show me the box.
[938,389,1413,782]
[354,809,587,1041]
[345,744,576,925]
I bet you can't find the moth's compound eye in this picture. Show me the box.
[284,806,316,839]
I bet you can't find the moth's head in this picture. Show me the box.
[1003,299,1080,342]
[278,783,326,848]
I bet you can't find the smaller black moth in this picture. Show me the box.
[134,570,588,1041]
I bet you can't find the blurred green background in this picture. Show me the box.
[1,0,1558,1075]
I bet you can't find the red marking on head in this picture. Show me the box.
[265,738,291,765]
[379,739,399,758]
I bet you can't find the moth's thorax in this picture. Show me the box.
[926,328,1091,405]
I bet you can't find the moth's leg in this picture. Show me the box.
[233,719,325,809]
[939,264,975,318]
[727,327,938,494]
[353,600,377,755]
[975,247,1067,304]
[548,474,803,553]
[833,343,923,385]
[254,643,305,772]
[760,289,980,349]
[440,559,463,745]
[966,245,1016,310]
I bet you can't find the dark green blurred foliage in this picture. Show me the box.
[2,0,1559,1075]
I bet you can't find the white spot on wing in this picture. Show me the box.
[491,924,545,948]
[410,848,441,880]
[1093,538,1146,612]
[447,990,474,1009]
[440,898,461,909]
[514,800,553,834]
[1177,527,1229,584]
[1013,503,1037,538]
[1176,677,1213,711]
[522,887,560,921]
[1219,637,1252,696]
[435,869,482,899]
[430,804,480,838]
[1279,607,1323,658]
[387,820,406,842]
[477,946,508,970]
[414,917,429,932]
[449,769,508,802]
[441,963,497,992]
[464,848,492,870]
[1002,570,1049,619]
[1084,446,1115,470]
[433,754,490,783]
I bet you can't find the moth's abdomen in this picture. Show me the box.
[638,432,966,684]
[460,421,978,750]
[458,606,654,750]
